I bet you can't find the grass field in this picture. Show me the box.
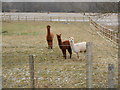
[2,21,118,88]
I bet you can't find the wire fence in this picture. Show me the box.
[2,13,118,88]
[2,42,118,88]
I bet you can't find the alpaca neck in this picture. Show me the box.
[47,29,50,34]
[58,39,62,49]
[70,41,75,49]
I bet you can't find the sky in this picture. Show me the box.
[1,0,120,2]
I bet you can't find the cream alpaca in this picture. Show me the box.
[69,37,86,59]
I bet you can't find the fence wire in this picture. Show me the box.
[2,52,118,88]
[2,13,119,88]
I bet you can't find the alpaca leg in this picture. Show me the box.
[49,41,52,49]
[67,48,72,59]
[76,53,80,60]
[48,40,52,49]
[50,40,53,49]
[51,41,53,49]
[83,51,86,59]
[47,41,50,49]
[62,49,66,59]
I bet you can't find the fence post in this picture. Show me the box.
[26,16,27,21]
[3,15,5,21]
[110,31,113,40]
[66,17,68,23]
[89,17,91,25]
[42,16,44,21]
[9,15,11,21]
[58,17,60,22]
[29,55,35,88]
[116,33,119,43]
[0,76,2,89]
[108,64,114,88]
[34,17,35,22]
[74,17,76,22]
[83,15,84,22]
[18,16,20,21]
[50,17,52,22]
[86,42,93,88]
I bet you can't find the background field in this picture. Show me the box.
[2,21,118,88]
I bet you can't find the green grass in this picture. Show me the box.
[2,21,118,88]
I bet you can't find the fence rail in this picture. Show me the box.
[1,14,89,22]
[89,17,119,44]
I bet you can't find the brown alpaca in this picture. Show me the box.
[56,34,72,59]
[46,25,54,49]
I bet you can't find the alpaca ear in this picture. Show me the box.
[71,37,74,40]
[60,33,61,36]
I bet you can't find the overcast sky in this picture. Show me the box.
[1,0,119,2]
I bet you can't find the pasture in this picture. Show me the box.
[2,21,118,88]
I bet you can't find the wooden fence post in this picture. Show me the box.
[74,17,76,22]
[42,16,44,21]
[3,15,5,21]
[83,16,84,22]
[66,17,68,23]
[18,16,20,21]
[89,17,91,25]
[50,17,52,22]
[26,16,27,21]
[110,31,113,40]
[9,15,11,21]
[86,42,93,88]
[29,55,35,88]
[108,64,114,88]
[58,17,60,22]
[34,17,35,22]
[116,33,119,43]
[109,30,111,38]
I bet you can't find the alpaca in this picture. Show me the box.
[56,34,72,59]
[69,37,86,59]
[46,25,54,49]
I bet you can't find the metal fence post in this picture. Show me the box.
[108,64,114,88]
[86,42,93,88]
[29,55,35,88]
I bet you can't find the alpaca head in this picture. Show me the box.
[47,25,51,30]
[56,34,61,40]
[69,37,74,44]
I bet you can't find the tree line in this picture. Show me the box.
[2,2,119,13]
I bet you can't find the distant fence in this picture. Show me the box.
[2,14,118,45]
[89,17,119,44]
[1,14,89,22]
